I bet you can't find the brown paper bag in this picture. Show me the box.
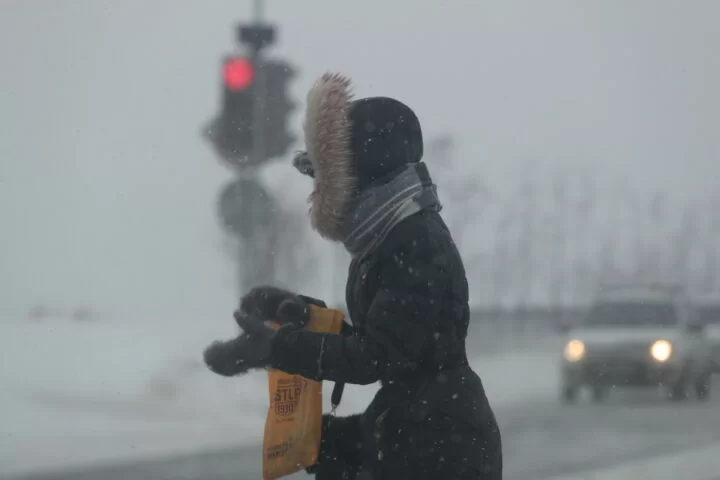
[262,304,344,480]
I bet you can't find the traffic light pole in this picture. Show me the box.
[203,2,293,296]
[235,4,276,293]
[252,0,264,27]
[249,0,267,169]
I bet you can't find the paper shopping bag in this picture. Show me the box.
[262,304,344,480]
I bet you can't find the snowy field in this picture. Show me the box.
[0,316,559,477]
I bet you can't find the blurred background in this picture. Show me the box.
[1,1,719,479]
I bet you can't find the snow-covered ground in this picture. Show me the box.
[545,441,720,480]
[0,317,559,477]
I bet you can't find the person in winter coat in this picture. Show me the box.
[203,72,503,479]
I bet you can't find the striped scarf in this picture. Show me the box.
[341,163,441,259]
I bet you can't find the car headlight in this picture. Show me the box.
[650,340,672,362]
[564,339,586,362]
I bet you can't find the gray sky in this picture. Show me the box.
[1,0,718,317]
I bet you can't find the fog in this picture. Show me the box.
[2,0,719,316]
[3,2,720,480]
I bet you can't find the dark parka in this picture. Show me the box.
[266,74,502,479]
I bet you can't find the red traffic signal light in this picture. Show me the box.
[223,57,254,91]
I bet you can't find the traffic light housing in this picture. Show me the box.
[203,55,256,166]
[203,55,296,170]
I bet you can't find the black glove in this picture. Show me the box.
[203,312,287,377]
[240,286,327,327]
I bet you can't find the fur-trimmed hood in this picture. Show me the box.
[302,73,425,241]
[303,73,356,241]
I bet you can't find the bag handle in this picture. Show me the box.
[298,294,346,415]
[330,382,345,416]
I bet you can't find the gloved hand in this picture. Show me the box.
[240,286,320,327]
[203,311,288,377]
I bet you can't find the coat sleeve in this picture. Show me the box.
[268,233,448,385]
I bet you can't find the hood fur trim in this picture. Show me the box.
[304,72,356,241]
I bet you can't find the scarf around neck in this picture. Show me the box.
[341,163,441,259]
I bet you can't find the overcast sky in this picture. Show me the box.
[1,0,718,318]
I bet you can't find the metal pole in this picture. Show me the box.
[253,0,264,22]
[239,0,270,292]
[251,58,266,169]
[250,0,267,180]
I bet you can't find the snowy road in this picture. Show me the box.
[7,385,720,480]
[3,319,720,480]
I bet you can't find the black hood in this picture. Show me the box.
[348,96,424,191]
[298,73,427,241]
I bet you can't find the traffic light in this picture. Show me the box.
[208,55,255,163]
[223,57,254,91]
[203,55,296,170]
[203,55,256,166]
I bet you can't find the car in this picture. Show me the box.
[559,283,712,403]
[690,294,720,375]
